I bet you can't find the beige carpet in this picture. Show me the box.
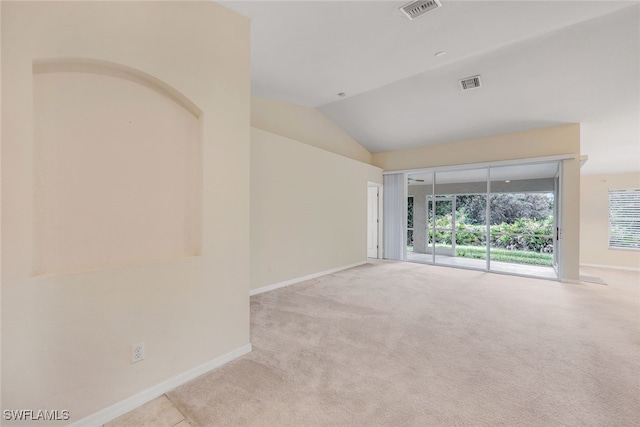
[168,261,640,426]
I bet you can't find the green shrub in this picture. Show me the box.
[428,214,554,253]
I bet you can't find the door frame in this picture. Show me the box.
[426,195,457,257]
[553,161,563,278]
[367,182,383,259]
[392,155,571,280]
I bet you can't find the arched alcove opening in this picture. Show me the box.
[33,58,203,276]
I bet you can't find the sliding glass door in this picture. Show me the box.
[432,169,488,271]
[487,163,558,279]
[404,161,560,280]
[407,172,433,263]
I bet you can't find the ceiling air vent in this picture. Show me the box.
[459,75,482,91]
[400,0,442,20]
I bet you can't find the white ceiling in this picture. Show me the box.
[221,0,640,174]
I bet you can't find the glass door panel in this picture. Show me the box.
[433,169,488,271]
[432,196,454,256]
[488,163,558,279]
[407,172,434,264]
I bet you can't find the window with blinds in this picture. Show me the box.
[609,189,640,250]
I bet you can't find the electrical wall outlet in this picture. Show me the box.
[132,342,145,363]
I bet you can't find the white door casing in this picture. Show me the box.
[367,186,379,258]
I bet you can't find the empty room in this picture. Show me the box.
[1,1,639,426]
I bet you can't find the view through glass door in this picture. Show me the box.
[487,163,558,279]
[406,161,560,280]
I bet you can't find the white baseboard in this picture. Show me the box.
[561,278,582,284]
[250,261,368,296]
[580,263,640,272]
[69,343,252,427]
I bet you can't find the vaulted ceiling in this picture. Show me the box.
[221,1,640,174]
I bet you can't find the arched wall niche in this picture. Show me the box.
[33,57,203,118]
[32,57,203,276]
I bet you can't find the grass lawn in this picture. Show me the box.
[456,245,553,266]
[407,245,553,266]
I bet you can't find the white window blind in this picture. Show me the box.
[609,189,640,250]
[383,173,406,260]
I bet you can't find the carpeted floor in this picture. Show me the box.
[167,261,640,426]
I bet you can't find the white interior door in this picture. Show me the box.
[367,186,379,258]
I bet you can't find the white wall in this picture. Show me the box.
[251,127,382,291]
[252,96,373,164]
[32,65,203,276]
[581,173,640,270]
[1,2,250,424]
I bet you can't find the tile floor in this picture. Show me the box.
[104,395,191,427]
